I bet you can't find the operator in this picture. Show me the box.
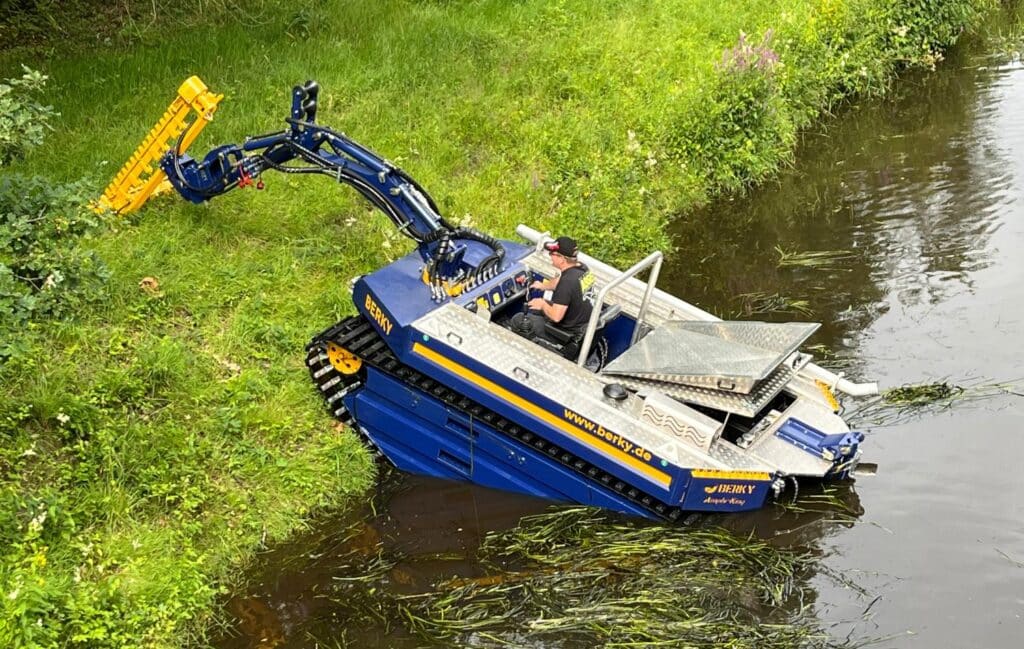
[511,236,596,347]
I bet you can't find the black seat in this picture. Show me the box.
[540,303,623,362]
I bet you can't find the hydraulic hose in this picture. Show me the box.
[284,140,436,241]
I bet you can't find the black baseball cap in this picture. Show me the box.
[544,236,579,257]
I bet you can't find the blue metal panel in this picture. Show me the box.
[397,338,682,500]
[776,418,864,461]
[681,475,771,512]
[357,255,437,328]
[602,314,637,362]
[355,240,535,333]
[351,367,654,518]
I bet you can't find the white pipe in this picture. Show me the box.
[515,224,879,397]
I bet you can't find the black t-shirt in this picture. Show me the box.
[550,263,595,331]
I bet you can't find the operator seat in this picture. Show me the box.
[535,303,622,368]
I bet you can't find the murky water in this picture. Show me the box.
[216,27,1024,649]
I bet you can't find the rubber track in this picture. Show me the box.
[305,316,685,522]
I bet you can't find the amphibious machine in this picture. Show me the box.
[104,78,878,521]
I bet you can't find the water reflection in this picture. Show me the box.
[668,43,1013,359]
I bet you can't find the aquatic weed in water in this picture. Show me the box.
[734,290,814,316]
[883,382,963,406]
[384,508,864,648]
[847,378,1022,427]
[775,245,857,271]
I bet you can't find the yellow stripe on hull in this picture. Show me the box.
[691,469,771,481]
[411,342,672,489]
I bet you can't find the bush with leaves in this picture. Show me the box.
[667,30,795,196]
[0,176,109,333]
[0,66,109,341]
[0,67,57,167]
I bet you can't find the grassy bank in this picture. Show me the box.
[1,0,992,646]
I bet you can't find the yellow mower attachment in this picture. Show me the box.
[95,76,222,215]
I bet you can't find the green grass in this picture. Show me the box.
[0,0,993,646]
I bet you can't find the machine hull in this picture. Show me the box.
[305,228,871,522]
[309,316,791,521]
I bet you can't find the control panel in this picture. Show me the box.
[462,268,531,314]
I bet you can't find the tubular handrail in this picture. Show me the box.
[576,251,663,366]
[516,224,877,395]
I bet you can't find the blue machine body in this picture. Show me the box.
[159,80,863,521]
[337,244,781,519]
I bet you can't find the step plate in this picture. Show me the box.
[610,358,805,418]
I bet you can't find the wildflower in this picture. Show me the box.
[28,510,47,534]
[56,412,70,425]
[626,130,641,154]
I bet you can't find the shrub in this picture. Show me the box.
[0,175,110,335]
[667,30,795,195]
[0,67,57,167]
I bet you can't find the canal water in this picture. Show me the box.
[216,25,1024,649]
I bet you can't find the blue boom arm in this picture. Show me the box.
[160,81,505,296]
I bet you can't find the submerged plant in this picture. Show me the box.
[735,290,814,316]
[320,508,864,648]
[775,245,856,271]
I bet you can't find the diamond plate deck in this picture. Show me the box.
[413,305,733,470]
[521,241,875,398]
[601,321,819,393]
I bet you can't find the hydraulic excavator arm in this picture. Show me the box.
[103,78,505,297]
[160,79,505,294]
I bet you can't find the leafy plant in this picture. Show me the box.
[668,29,795,195]
[0,66,57,166]
[0,175,110,332]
